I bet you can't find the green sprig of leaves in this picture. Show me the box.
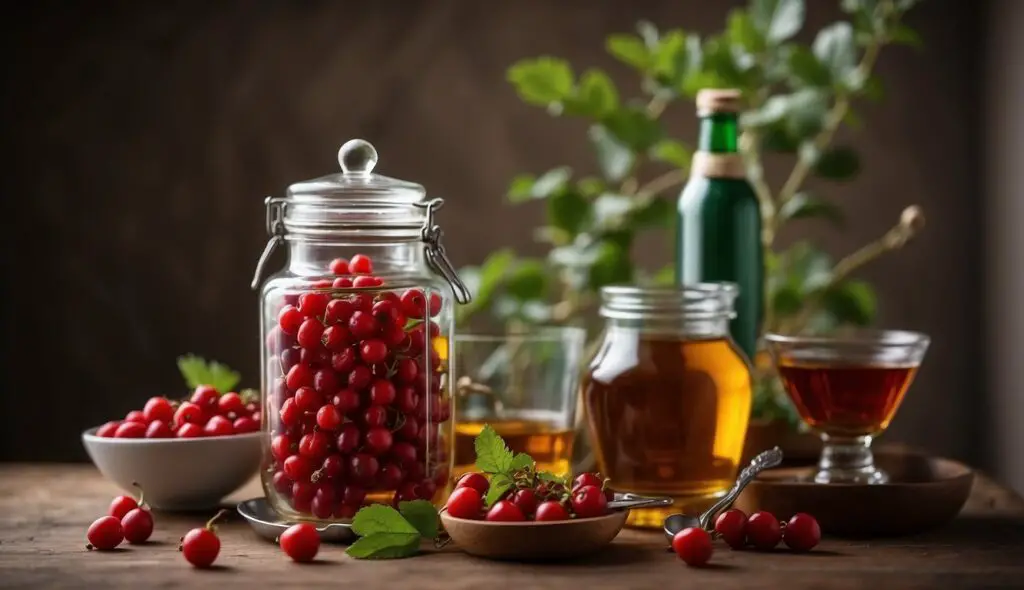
[474,425,569,506]
[176,354,241,393]
[345,500,439,560]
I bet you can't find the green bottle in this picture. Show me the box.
[677,89,763,361]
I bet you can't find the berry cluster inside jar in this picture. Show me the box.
[262,254,452,520]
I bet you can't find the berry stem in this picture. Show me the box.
[205,509,230,531]
[131,481,146,508]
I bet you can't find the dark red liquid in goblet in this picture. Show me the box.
[776,362,918,437]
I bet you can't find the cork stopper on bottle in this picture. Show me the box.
[696,89,742,115]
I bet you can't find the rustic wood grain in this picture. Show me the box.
[1,464,1022,589]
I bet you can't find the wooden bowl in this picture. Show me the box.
[440,510,629,561]
[734,451,974,537]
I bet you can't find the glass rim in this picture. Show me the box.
[455,326,587,343]
[764,329,930,348]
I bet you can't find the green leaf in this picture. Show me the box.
[507,174,536,202]
[728,9,766,53]
[786,45,832,87]
[505,259,547,301]
[813,146,860,180]
[485,474,513,507]
[606,35,651,71]
[629,197,674,228]
[531,167,572,198]
[177,355,241,393]
[589,124,635,182]
[351,504,419,538]
[345,533,421,559]
[822,280,876,326]
[592,193,634,230]
[566,69,619,118]
[699,37,750,90]
[398,500,439,540]
[603,107,663,151]
[649,139,692,169]
[507,57,575,106]
[889,24,923,50]
[751,0,806,43]
[510,453,534,471]
[652,30,694,86]
[772,284,804,316]
[742,89,827,139]
[474,424,513,474]
[813,23,857,79]
[840,0,877,13]
[547,189,590,235]
[636,20,660,49]
[454,249,516,325]
[778,193,845,226]
[588,239,633,289]
[577,177,607,197]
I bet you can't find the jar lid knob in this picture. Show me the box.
[338,139,378,176]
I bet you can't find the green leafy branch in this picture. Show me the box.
[459,0,927,426]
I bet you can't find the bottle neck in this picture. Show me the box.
[697,113,739,153]
[286,238,425,277]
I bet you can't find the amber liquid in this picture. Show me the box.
[777,361,918,437]
[453,414,574,478]
[582,332,751,528]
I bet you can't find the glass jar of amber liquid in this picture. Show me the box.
[581,284,752,528]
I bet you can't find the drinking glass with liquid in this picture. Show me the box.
[453,327,586,478]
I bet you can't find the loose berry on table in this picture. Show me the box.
[86,516,123,551]
[672,527,713,566]
[280,523,320,562]
[783,513,821,552]
[714,508,749,550]
[179,510,228,568]
[746,511,782,550]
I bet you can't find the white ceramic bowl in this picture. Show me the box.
[82,427,262,511]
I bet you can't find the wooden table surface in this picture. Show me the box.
[2,463,1023,589]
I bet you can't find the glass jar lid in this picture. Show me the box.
[281,139,428,233]
[599,283,738,320]
[251,139,473,304]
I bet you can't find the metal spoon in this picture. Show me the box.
[662,447,784,542]
[607,492,675,511]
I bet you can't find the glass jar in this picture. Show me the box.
[581,284,752,529]
[251,139,471,521]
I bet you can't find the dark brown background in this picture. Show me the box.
[0,1,986,470]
